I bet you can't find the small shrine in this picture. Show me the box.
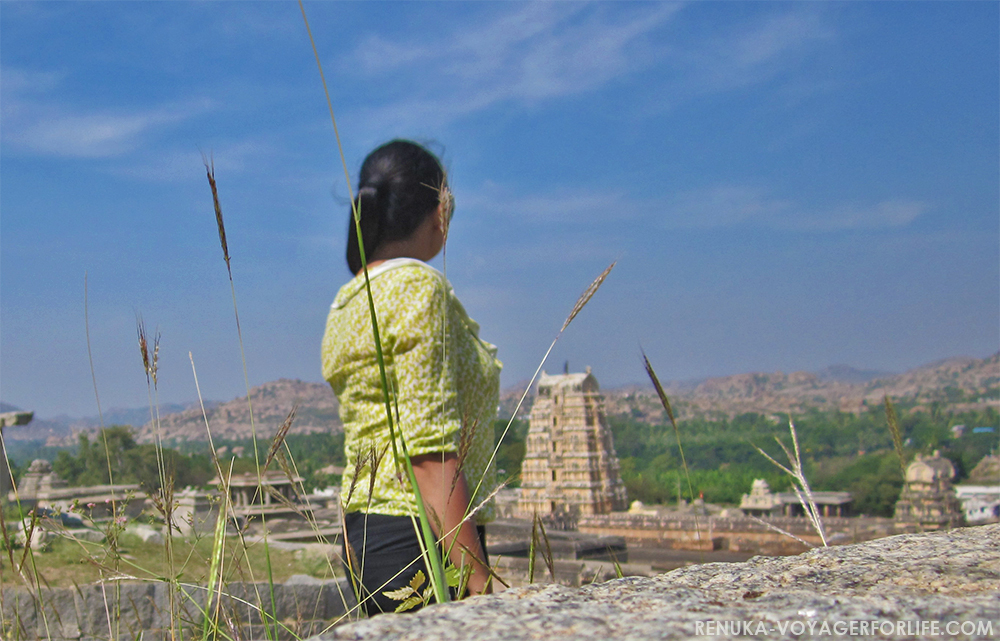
[894,450,963,530]
[740,478,852,518]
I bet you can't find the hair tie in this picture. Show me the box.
[358,185,377,198]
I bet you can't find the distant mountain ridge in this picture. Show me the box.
[5,353,997,443]
[605,353,999,422]
[814,364,894,384]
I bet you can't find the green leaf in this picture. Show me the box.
[394,595,424,613]
[383,569,426,602]
[444,562,472,589]
[409,569,427,592]
[382,585,415,601]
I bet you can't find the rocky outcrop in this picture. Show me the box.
[311,524,999,640]
[136,379,341,444]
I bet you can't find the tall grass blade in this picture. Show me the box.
[536,514,555,581]
[528,515,538,584]
[300,0,451,604]
[86,274,121,639]
[641,351,695,503]
[641,350,705,552]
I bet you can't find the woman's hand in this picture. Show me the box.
[410,451,493,596]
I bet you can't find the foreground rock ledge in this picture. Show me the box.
[313,524,998,640]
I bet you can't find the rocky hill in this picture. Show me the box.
[11,353,997,445]
[506,353,999,423]
[135,378,340,444]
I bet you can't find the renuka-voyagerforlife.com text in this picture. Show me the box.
[695,618,994,637]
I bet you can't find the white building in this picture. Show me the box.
[955,454,999,524]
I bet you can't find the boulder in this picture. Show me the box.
[309,524,999,640]
[126,523,164,545]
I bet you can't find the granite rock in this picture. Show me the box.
[310,524,999,641]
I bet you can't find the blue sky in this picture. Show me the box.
[2,2,997,418]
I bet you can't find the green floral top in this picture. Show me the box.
[321,258,501,524]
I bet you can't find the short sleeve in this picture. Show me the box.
[387,269,461,457]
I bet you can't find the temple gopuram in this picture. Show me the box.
[518,368,628,519]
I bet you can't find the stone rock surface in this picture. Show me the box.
[311,524,999,641]
[3,578,356,641]
[125,523,164,544]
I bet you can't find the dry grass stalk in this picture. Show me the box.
[450,416,479,499]
[753,419,828,547]
[472,260,617,515]
[746,515,816,549]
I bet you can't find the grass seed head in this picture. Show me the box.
[135,315,154,387]
[642,350,676,428]
[884,395,907,478]
[203,154,231,275]
[451,415,479,498]
[562,260,616,332]
[264,404,298,473]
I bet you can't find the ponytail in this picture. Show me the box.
[344,140,446,275]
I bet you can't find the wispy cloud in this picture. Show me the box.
[692,10,835,94]
[459,180,632,225]
[460,181,926,233]
[1,68,210,158]
[342,4,837,131]
[343,3,681,130]
[662,185,927,231]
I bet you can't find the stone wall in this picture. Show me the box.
[578,513,898,554]
[2,577,356,641]
[310,524,999,641]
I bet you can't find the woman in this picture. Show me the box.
[321,140,500,615]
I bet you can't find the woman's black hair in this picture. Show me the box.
[346,139,446,274]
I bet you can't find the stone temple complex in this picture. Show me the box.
[518,368,628,518]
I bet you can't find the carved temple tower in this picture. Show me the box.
[518,368,628,517]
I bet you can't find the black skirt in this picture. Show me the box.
[342,512,489,616]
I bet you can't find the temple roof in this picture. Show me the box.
[538,368,598,391]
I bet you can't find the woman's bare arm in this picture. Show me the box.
[410,452,492,596]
